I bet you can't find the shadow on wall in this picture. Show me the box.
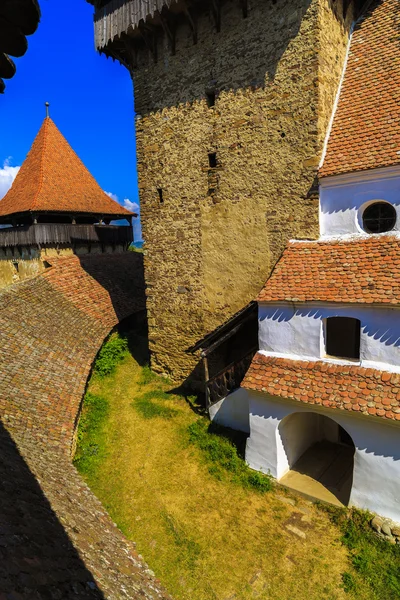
[261,305,400,349]
[0,421,104,598]
[126,0,349,113]
[77,252,146,323]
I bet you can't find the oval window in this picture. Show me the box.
[362,202,396,234]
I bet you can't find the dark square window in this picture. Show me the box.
[325,317,360,360]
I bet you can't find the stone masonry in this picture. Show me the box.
[130,0,355,384]
[0,253,172,599]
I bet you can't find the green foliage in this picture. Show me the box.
[324,507,400,598]
[74,393,109,474]
[342,572,357,593]
[94,332,128,377]
[188,419,273,493]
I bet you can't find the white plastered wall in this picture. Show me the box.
[319,166,400,237]
[258,302,400,372]
[245,390,400,522]
[209,387,250,433]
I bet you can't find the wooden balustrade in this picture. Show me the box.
[205,348,257,408]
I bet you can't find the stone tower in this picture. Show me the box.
[0,116,134,288]
[89,0,358,385]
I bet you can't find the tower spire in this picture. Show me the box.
[45,101,50,118]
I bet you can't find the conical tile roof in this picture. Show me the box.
[0,117,134,219]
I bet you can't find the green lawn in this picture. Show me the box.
[74,329,400,600]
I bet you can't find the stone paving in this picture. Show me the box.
[0,253,172,599]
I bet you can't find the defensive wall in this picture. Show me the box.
[131,0,354,384]
[0,252,172,599]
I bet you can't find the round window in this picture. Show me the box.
[362,202,396,234]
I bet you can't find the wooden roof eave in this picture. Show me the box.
[0,209,136,224]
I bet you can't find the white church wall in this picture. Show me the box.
[245,390,400,522]
[208,387,250,433]
[258,302,400,371]
[319,166,400,237]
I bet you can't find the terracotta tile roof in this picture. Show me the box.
[0,117,134,218]
[258,236,400,305]
[242,352,400,422]
[320,0,400,178]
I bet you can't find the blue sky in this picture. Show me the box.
[0,0,142,240]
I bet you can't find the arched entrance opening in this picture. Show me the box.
[277,412,355,506]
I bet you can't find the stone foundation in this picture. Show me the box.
[371,516,400,545]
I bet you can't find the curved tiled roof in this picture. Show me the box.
[320,0,400,178]
[258,236,400,305]
[0,117,134,219]
[242,353,400,422]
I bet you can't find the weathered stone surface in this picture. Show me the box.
[381,520,393,536]
[0,254,172,599]
[130,0,353,383]
[285,524,307,539]
[371,515,384,533]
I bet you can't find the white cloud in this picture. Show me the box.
[105,191,140,215]
[0,158,20,200]
[105,191,142,242]
[122,198,140,214]
[105,191,119,202]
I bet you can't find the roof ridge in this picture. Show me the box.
[31,116,49,211]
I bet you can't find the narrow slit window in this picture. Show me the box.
[208,153,217,168]
[325,317,361,360]
[206,90,216,107]
[157,188,164,204]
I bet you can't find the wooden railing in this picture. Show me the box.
[94,0,171,49]
[205,348,257,409]
[0,223,133,248]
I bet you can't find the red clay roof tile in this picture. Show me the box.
[258,236,400,305]
[320,0,400,178]
[242,353,400,422]
[0,117,134,218]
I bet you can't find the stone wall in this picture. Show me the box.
[0,243,127,290]
[0,252,172,598]
[133,0,353,384]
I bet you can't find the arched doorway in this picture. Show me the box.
[277,412,355,506]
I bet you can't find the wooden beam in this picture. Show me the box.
[210,0,221,32]
[203,356,210,410]
[138,22,158,63]
[121,34,138,70]
[183,2,198,44]
[159,10,176,55]
[343,0,351,18]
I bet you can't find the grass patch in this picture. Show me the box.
[74,392,109,474]
[133,397,178,419]
[132,389,179,419]
[188,419,273,493]
[75,330,392,600]
[93,332,128,377]
[325,506,400,598]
